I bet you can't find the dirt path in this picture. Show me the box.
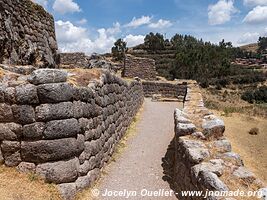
[93,99,182,200]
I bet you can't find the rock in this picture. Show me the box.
[213,139,232,153]
[78,156,96,176]
[0,103,13,122]
[37,83,74,103]
[75,175,91,191]
[4,151,21,167]
[28,69,68,85]
[36,158,79,184]
[36,102,74,121]
[233,167,256,183]
[258,188,267,200]
[202,117,225,139]
[12,105,35,125]
[175,123,196,136]
[21,138,83,163]
[23,122,45,140]
[0,123,22,141]
[15,84,39,104]
[17,162,36,173]
[192,132,206,140]
[58,183,77,200]
[186,147,210,164]
[0,149,4,164]
[221,152,244,166]
[199,171,229,191]
[43,118,80,139]
[4,87,16,104]
[192,159,225,178]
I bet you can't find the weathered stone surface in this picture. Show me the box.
[0,123,22,141]
[78,156,96,176]
[0,103,13,122]
[1,141,20,155]
[202,117,225,139]
[43,118,80,139]
[176,123,196,136]
[4,151,22,167]
[15,84,39,104]
[0,149,4,164]
[233,167,256,183]
[28,69,68,85]
[36,102,73,121]
[4,87,16,104]
[187,147,210,164]
[37,83,74,103]
[221,152,244,166]
[17,162,36,173]
[199,171,229,191]
[36,158,79,184]
[57,183,77,200]
[258,188,267,200]
[75,175,91,191]
[21,138,82,163]
[12,105,35,124]
[23,122,45,140]
[213,139,232,153]
[192,159,224,178]
[192,132,206,140]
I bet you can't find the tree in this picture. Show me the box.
[111,39,127,61]
[258,37,267,54]
[144,32,165,51]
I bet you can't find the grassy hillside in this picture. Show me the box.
[240,43,258,53]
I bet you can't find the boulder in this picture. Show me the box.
[202,117,225,139]
[175,123,196,136]
[191,159,225,178]
[213,139,232,153]
[221,152,244,166]
[12,105,35,125]
[15,84,39,104]
[28,69,68,85]
[57,183,77,200]
[0,123,22,141]
[17,162,36,173]
[0,103,13,122]
[36,158,79,184]
[23,122,45,140]
[233,167,256,183]
[75,175,91,191]
[199,171,229,191]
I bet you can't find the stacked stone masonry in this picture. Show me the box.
[0,0,58,67]
[0,69,144,200]
[59,53,90,69]
[172,81,266,200]
[122,55,157,80]
[142,81,187,98]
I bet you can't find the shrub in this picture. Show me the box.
[249,127,259,135]
[241,86,267,104]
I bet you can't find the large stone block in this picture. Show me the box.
[43,118,80,139]
[28,69,68,85]
[12,105,35,125]
[0,103,13,122]
[0,123,22,141]
[36,102,74,121]
[199,171,229,191]
[37,83,74,103]
[21,138,83,163]
[23,122,45,140]
[15,84,39,104]
[57,183,77,200]
[202,116,225,139]
[1,141,21,167]
[36,158,79,184]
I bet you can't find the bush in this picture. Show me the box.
[241,86,267,104]
[249,127,259,135]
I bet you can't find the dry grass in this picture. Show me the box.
[66,68,102,87]
[0,165,61,200]
[75,106,144,200]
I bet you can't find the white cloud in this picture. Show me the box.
[124,34,145,47]
[106,22,121,35]
[237,32,260,44]
[243,6,267,24]
[32,0,48,8]
[77,18,87,25]
[244,0,267,6]
[148,19,173,29]
[125,16,152,28]
[208,0,238,25]
[55,20,119,54]
[53,0,81,14]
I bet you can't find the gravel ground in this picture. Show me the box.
[96,98,182,200]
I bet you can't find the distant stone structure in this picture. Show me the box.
[59,53,90,68]
[122,55,157,80]
[0,0,58,67]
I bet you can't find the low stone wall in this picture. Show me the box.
[0,0,58,67]
[0,69,144,199]
[171,82,266,200]
[59,53,89,68]
[142,81,187,99]
[122,55,157,80]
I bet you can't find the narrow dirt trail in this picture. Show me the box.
[94,98,182,200]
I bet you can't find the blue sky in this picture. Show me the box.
[34,0,267,54]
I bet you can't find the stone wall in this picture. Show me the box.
[169,82,266,200]
[122,55,157,80]
[0,69,144,199]
[0,0,58,67]
[142,81,187,98]
[59,53,90,69]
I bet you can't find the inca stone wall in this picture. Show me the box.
[122,55,157,80]
[59,53,90,69]
[169,82,265,200]
[0,69,144,200]
[0,0,58,67]
[142,81,187,98]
